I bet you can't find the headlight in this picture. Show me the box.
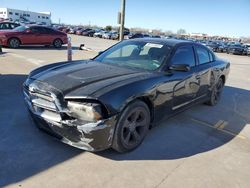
[67,101,103,122]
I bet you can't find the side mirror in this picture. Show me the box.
[25,29,32,33]
[98,51,104,55]
[169,64,190,72]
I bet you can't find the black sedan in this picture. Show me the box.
[23,39,230,152]
[227,44,245,55]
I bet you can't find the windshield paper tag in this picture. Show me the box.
[145,43,163,48]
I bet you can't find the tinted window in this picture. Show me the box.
[196,46,210,64]
[43,27,54,33]
[30,27,44,33]
[0,23,7,29]
[171,45,196,67]
[209,51,214,62]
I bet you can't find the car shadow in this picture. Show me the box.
[0,73,249,186]
[97,85,250,161]
[0,74,83,187]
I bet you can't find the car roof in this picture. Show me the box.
[131,38,193,47]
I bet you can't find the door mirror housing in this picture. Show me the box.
[169,64,190,72]
[25,29,32,33]
[98,51,104,55]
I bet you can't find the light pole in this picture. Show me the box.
[119,0,126,41]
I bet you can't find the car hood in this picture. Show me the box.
[30,60,153,98]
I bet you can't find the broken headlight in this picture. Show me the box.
[67,101,103,122]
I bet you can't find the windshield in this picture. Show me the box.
[94,40,171,71]
[13,25,29,32]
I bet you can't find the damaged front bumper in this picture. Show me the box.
[23,81,118,151]
[30,111,117,151]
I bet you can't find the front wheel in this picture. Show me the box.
[8,38,20,48]
[112,100,150,153]
[205,78,224,106]
[53,39,62,48]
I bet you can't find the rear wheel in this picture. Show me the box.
[206,77,224,106]
[112,100,150,153]
[53,39,62,48]
[8,38,20,48]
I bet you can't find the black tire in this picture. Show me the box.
[8,38,20,48]
[112,100,151,153]
[205,77,224,106]
[53,39,62,48]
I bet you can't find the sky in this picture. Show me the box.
[0,0,250,37]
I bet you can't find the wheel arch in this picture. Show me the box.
[53,38,63,44]
[220,74,225,84]
[8,37,22,45]
[118,96,155,125]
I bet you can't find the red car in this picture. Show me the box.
[0,25,68,48]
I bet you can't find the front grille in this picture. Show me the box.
[24,86,62,122]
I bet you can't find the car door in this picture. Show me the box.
[170,45,201,110]
[29,26,48,44]
[194,45,214,97]
[40,27,56,44]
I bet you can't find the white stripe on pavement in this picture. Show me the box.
[9,53,45,66]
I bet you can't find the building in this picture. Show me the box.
[0,8,51,25]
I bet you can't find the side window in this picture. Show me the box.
[196,46,210,64]
[209,51,214,62]
[171,45,196,67]
[10,23,16,29]
[30,27,41,33]
[31,27,46,33]
[42,27,52,33]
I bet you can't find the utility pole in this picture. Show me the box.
[119,0,126,41]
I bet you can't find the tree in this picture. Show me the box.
[177,28,186,35]
[105,25,112,31]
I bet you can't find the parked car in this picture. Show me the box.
[0,25,68,48]
[127,33,144,39]
[217,42,228,53]
[102,31,113,39]
[76,28,85,35]
[227,44,245,55]
[143,34,151,38]
[0,22,20,30]
[81,29,95,37]
[152,35,161,38]
[206,41,220,52]
[71,27,83,35]
[242,44,250,55]
[93,30,106,38]
[23,38,230,152]
[68,28,76,34]
[110,32,119,40]
[247,48,250,56]
[62,27,70,33]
